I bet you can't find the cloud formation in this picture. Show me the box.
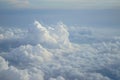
[0,21,120,80]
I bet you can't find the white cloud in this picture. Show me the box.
[0,66,29,80]
[0,56,8,71]
[0,21,120,80]
[0,56,29,80]
[24,21,72,49]
[49,76,65,80]
[0,28,26,40]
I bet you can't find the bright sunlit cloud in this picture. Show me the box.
[0,21,120,80]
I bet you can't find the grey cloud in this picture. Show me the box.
[0,21,120,80]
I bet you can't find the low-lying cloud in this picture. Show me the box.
[0,21,120,80]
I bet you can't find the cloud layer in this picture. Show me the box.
[0,0,120,9]
[0,21,120,80]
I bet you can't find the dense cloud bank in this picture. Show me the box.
[0,21,120,80]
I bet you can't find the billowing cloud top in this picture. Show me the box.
[0,20,120,80]
[0,0,120,9]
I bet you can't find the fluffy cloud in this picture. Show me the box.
[0,56,29,80]
[0,56,8,71]
[0,21,120,80]
[0,27,25,40]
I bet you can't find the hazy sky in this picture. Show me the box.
[0,0,120,9]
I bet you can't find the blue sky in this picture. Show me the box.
[0,0,120,29]
[0,1,120,80]
[0,0,120,10]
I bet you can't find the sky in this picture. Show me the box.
[0,0,120,10]
[0,0,120,27]
[0,0,120,80]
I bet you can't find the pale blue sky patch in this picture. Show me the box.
[0,0,29,9]
[0,0,120,9]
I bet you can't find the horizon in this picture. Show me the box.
[0,0,120,80]
[0,0,120,10]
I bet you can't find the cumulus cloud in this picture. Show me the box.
[0,56,8,71]
[22,21,72,49]
[0,21,120,80]
[0,56,29,80]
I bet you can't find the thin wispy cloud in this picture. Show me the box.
[0,0,120,9]
[0,0,29,9]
